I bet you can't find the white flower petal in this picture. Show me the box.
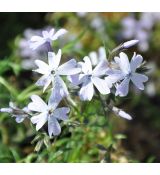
[89,51,98,66]
[35,75,48,86]
[49,28,55,37]
[92,77,110,95]
[43,77,52,92]
[116,78,130,97]
[48,117,61,137]
[23,107,30,113]
[53,76,69,98]
[42,31,49,39]
[58,59,81,75]
[131,73,148,90]
[92,60,108,76]
[31,112,48,131]
[82,56,92,74]
[48,87,63,109]
[53,107,70,121]
[48,49,61,70]
[106,68,123,76]
[36,74,52,92]
[78,74,88,84]
[114,56,120,64]
[30,36,45,50]
[106,70,125,86]
[34,60,50,74]
[48,52,56,69]
[130,53,143,72]
[52,29,67,40]
[28,95,48,112]
[105,75,119,88]
[30,36,43,42]
[79,80,94,101]
[119,52,130,74]
[98,47,107,62]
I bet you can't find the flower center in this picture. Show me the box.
[46,38,52,43]
[51,70,56,75]
[48,108,54,115]
[88,74,92,78]
[126,71,132,78]
[87,74,92,81]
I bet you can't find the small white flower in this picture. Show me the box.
[114,52,148,97]
[30,28,67,50]
[72,56,111,101]
[28,94,70,137]
[34,49,81,96]
[0,102,29,123]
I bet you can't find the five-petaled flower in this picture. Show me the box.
[111,52,148,97]
[30,28,67,50]
[34,49,81,97]
[69,56,111,101]
[28,94,70,137]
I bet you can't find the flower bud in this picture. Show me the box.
[0,108,13,113]
[112,106,132,120]
[123,40,139,49]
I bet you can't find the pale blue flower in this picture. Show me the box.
[28,94,70,137]
[30,28,67,50]
[114,52,148,97]
[68,47,108,87]
[34,49,81,96]
[19,28,48,69]
[70,56,111,101]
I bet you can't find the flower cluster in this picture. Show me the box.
[0,27,149,138]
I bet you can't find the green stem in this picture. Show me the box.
[96,90,109,122]
[96,90,113,162]
[108,43,124,61]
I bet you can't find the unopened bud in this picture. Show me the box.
[112,106,132,120]
[0,108,13,113]
[123,40,139,49]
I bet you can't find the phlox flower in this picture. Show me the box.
[34,49,81,96]
[113,52,148,97]
[70,56,111,101]
[28,94,70,137]
[30,28,67,50]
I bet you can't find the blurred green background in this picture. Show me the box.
[0,12,160,163]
